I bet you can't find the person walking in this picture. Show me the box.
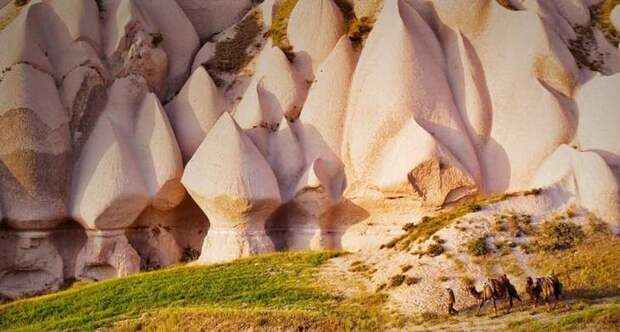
[446,287,458,315]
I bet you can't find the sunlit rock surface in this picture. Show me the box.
[0,0,619,298]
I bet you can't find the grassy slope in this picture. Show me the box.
[0,252,394,331]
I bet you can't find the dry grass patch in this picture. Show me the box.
[266,0,297,57]
[591,0,620,46]
[0,3,22,32]
[204,9,264,86]
[381,192,526,252]
[532,233,620,299]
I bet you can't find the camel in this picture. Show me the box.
[525,274,562,308]
[468,274,521,315]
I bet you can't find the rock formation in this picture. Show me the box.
[182,113,280,263]
[1,0,620,298]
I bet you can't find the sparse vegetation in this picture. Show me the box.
[536,220,585,252]
[389,274,406,288]
[466,236,490,256]
[204,10,264,86]
[493,211,533,237]
[349,260,371,273]
[591,0,620,46]
[509,300,620,332]
[0,2,23,32]
[401,264,412,273]
[180,246,200,263]
[405,276,421,286]
[149,32,163,48]
[382,192,530,252]
[266,0,297,59]
[532,233,620,298]
[426,243,445,257]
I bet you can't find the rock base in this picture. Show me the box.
[0,231,63,299]
[197,228,275,264]
[75,230,140,282]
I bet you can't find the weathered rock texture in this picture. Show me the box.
[1,0,619,298]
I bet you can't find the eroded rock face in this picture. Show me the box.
[1,0,619,300]
[75,230,140,282]
[0,231,63,299]
[164,66,226,162]
[533,145,620,228]
[70,77,184,280]
[288,0,345,78]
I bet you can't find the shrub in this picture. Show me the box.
[405,276,421,285]
[426,243,445,257]
[465,237,490,256]
[180,246,200,263]
[150,33,164,48]
[537,221,585,251]
[389,274,406,288]
[14,0,27,7]
[402,223,415,232]
[401,265,413,273]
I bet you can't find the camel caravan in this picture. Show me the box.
[449,274,564,316]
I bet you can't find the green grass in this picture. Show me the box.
[0,251,399,331]
[509,301,620,332]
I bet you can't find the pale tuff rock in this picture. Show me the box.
[234,45,308,122]
[576,74,620,168]
[0,231,63,299]
[134,93,185,211]
[343,0,480,198]
[102,0,169,95]
[44,0,102,52]
[182,113,281,263]
[444,31,493,150]
[165,66,226,162]
[71,78,183,279]
[75,230,141,281]
[134,0,200,98]
[612,5,620,31]
[275,37,354,245]
[175,0,253,40]
[0,64,70,229]
[266,117,305,202]
[298,36,355,199]
[0,0,619,299]
[368,118,477,206]
[235,78,283,133]
[0,5,53,76]
[533,145,620,227]
[71,77,184,230]
[287,0,345,78]
[128,225,183,270]
[71,112,150,231]
[290,158,340,249]
[433,0,579,193]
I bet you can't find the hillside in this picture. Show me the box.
[1,0,620,325]
[1,250,619,331]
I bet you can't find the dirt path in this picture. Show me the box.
[403,296,620,331]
